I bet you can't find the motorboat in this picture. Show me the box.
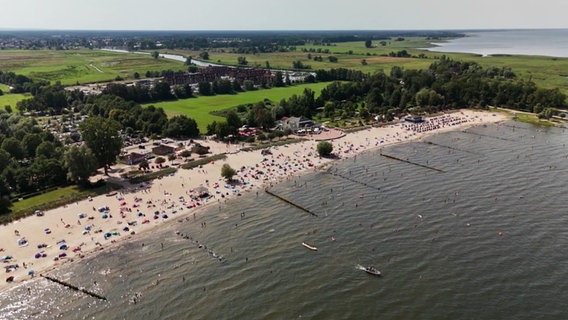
[365,266,381,276]
[302,241,318,251]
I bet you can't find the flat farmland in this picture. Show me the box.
[0,50,185,85]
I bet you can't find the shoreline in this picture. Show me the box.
[0,110,507,292]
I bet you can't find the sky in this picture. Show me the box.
[0,0,567,31]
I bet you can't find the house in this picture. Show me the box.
[277,116,316,132]
[152,144,175,156]
[119,152,147,165]
[404,115,424,123]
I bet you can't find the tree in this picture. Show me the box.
[21,133,43,158]
[221,163,236,181]
[0,175,11,214]
[317,141,333,157]
[151,51,160,59]
[163,115,199,139]
[198,81,213,96]
[79,117,123,175]
[199,51,210,60]
[274,71,285,87]
[226,110,242,134]
[155,157,166,164]
[152,81,174,100]
[64,145,98,186]
[365,39,373,48]
[1,137,24,160]
[237,56,248,65]
[243,80,255,91]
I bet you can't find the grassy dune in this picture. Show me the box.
[146,82,330,132]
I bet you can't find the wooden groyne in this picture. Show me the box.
[323,171,381,192]
[461,130,516,142]
[423,141,484,156]
[264,189,318,217]
[380,153,445,173]
[41,274,107,301]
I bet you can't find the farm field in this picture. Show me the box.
[0,49,185,85]
[145,82,330,132]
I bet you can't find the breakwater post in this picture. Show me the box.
[380,153,445,173]
[423,141,484,156]
[322,171,381,192]
[264,189,318,217]
[40,274,107,301]
[461,130,516,142]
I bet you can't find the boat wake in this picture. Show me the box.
[355,264,366,271]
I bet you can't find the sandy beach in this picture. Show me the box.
[0,110,507,292]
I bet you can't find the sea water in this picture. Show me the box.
[1,121,568,319]
[428,29,568,58]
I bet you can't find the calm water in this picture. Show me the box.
[2,122,568,319]
[428,29,568,58]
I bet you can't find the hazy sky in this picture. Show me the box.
[1,0,567,30]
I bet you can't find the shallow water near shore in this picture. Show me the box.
[2,121,568,319]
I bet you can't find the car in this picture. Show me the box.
[35,210,44,217]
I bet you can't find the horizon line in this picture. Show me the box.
[1,27,567,33]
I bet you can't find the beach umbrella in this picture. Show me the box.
[102,214,108,219]
[28,270,35,276]
[59,244,68,250]
[34,253,41,259]
[123,226,130,232]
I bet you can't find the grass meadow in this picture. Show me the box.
[0,49,185,85]
[145,82,330,132]
[0,92,30,109]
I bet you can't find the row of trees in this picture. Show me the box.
[205,56,566,137]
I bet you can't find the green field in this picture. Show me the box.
[0,49,185,85]
[163,37,568,97]
[146,82,330,132]
[9,186,83,212]
[0,92,30,109]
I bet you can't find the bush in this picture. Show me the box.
[317,141,333,157]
